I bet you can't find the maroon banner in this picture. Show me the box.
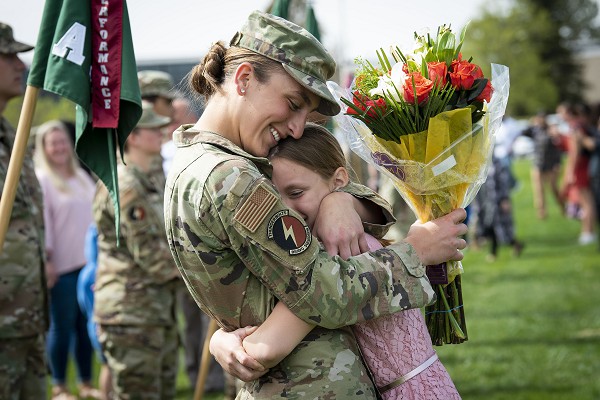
[91,0,123,128]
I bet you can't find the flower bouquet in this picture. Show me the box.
[328,25,509,345]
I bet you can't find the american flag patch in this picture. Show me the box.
[233,184,278,232]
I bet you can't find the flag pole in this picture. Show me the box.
[193,319,220,400]
[0,85,39,253]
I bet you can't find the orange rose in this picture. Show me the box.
[427,61,448,87]
[449,60,483,90]
[403,72,434,105]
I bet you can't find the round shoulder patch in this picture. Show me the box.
[267,210,312,255]
[128,205,146,221]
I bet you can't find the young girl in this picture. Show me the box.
[240,123,461,399]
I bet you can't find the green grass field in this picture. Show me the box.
[53,157,600,400]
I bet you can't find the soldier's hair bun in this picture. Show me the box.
[190,41,227,98]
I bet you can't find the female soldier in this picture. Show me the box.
[164,10,467,398]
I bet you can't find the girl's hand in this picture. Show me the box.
[209,326,268,382]
[404,208,468,266]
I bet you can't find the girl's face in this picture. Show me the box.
[271,157,334,230]
[238,70,319,157]
[44,128,72,168]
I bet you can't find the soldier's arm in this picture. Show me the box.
[121,187,179,284]
[219,169,435,329]
[312,181,394,259]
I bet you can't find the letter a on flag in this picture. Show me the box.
[27,0,141,238]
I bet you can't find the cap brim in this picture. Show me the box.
[282,64,340,116]
[137,114,171,129]
[3,41,34,54]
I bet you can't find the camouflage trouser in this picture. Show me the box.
[98,324,178,400]
[0,334,47,400]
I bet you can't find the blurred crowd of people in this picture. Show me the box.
[0,21,231,399]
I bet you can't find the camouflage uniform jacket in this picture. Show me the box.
[0,117,47,338]
[94,162,179,327]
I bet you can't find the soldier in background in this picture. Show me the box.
[93,102,180,399]
[0,22,48,400]
[138,70,176,190]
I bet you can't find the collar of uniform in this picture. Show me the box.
[172,125,272,174]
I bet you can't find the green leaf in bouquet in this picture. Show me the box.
[466,78,488,102]
[376,48,393,73]
[455,22,469,60]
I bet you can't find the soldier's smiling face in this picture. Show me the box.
[237,69,318,158]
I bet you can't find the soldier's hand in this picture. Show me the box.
[313,191,369,260]
[404,208,468,266]
[209,326,268,382]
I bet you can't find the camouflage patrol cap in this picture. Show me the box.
[230,10,340,116]
[0,22,34,54]
[136,101,171,128]
[138,70,176,99]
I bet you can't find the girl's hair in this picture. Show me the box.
[269,123,347,181]
[33,120,84,192]
[270,123,392,247]
[188,41,285,100]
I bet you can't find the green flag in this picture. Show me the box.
[305,5,321,42]
[27,0,142,237]
[270,0,290,19]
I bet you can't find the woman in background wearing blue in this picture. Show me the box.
[77,224,112,400]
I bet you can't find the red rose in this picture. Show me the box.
[348,91,387,117]
[403,72,434,105]
[427,61,448,87]
[449,61,483,90]
[475,80,493,103]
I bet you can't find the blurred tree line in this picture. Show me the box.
[463,0,600,117]
[5,94,75,139]
[5,0,599,127]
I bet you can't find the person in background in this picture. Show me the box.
[77,224,112,400]
[34,120,99,400]
[0,21,47,400]
[561,103,597,245]
[94,102,181,400]
[162,96,197,176]
[138,70,176,188]
[522,112,564,219]
[138,69,176,120]
[473,151,525,262]
[164,10,466,398]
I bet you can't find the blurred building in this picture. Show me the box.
[576,44,600,105]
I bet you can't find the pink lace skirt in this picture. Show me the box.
[353,309,461,399]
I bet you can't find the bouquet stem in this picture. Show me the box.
[425,275,468,345]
